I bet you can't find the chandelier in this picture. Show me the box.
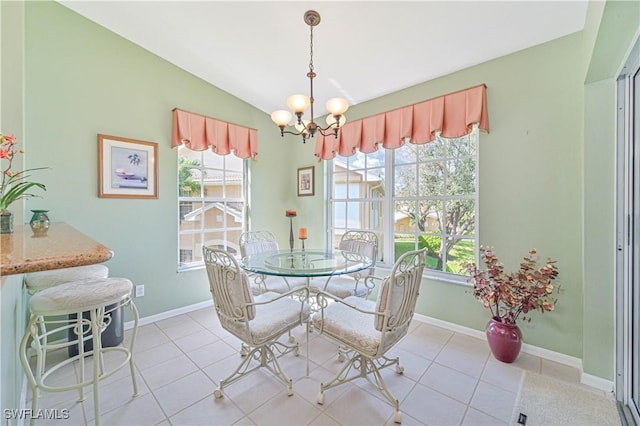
[270,10,349,143]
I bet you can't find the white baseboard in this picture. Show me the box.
[126,301,614,393]
[582,373,615,393]
[124,299,213,330]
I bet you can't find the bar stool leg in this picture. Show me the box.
[19,315,39,426]
[127,300,140,397]
[91,307,102,426]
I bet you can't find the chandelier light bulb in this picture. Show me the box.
[326,113,346,128]
[271,110,293,127]
[287,94,311,114]
[326,98,349,116]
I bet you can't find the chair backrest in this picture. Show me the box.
[239,230,279,257]
[375,248,427,332]
[202,246,256,322]
[339,231,378,275]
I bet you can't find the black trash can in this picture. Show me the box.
[68,303,124,357]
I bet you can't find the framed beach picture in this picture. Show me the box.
[297,166,315,197]
[98,134,158,199]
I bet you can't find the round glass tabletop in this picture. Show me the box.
[239,249,372,278]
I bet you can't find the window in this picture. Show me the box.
[177,146,246,270]
[328,126,478,279]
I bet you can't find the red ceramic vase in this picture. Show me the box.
[485,317,522,363]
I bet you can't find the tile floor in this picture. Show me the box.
[26,307,597,426]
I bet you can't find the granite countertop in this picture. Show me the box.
[0,222,113,277]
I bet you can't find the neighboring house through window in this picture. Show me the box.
[177,145,246,270]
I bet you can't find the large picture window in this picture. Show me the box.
[328,127,478,279]
[177,146,246,270]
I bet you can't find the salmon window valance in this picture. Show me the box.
[171,108,258,160]
[314,84,489,160]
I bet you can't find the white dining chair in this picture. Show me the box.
[312,248,427,423]
[239,230,307,294]
[202,246,310,398]
[310,230,378,299]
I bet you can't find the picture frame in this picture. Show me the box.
[297,166,315,197]
[98,134,158,199]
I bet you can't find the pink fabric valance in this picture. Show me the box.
[171,109,258,159]
[315,84,489,160]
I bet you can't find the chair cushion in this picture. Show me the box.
[29,277,132,315]
[225,291,310,346]
[309,276,368,299]
[312,296,382,357]
[374,276,391,331]
[25,264,109,293]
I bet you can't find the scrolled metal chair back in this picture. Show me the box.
[202,246,254,322]
[376,248,427,332]
[339,231,378,271]
[239,230,279,257]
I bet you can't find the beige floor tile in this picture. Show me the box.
[172,328,221,353]
[247,392,323,425]
[420,362,479,404]
[462,407,508,425]
[134,341,184,371]
[482,357,525,394]
[322,385,396,425]
[435,341,490,378]
[151,370,214,417]
[469,380,518,423]
[169,393,245,426]
[400,382,468,425]
[140,353,198,390]
[187,338,238,369]
[99,393,167,426]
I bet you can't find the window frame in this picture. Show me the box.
[326,127,479,284]
[176,148,248,272]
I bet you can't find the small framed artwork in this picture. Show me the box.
[297,166,315,197]
[98,134,158,199]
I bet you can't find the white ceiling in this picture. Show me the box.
[59,1,589,117]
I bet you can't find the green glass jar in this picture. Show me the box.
[29,209,50,237]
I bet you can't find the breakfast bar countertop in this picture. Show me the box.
[0,222,113,276]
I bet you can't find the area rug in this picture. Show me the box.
[511,371,620,425]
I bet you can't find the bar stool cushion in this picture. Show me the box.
[25,264,109,293]
[29,277,132,316]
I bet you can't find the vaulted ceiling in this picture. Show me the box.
[59,1,589,116]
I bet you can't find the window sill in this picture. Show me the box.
[177,263,204,273]
[374,264,469,287]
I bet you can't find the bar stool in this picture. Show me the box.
[24,264,109,294]
[19,277,139,426]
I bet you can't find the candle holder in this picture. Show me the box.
[285,210,297,251]
[299,237,307,251]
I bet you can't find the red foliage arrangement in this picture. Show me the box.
[465,246,559,324]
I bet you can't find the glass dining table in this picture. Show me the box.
[239,249,372,279]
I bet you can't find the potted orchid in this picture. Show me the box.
[464,246,559,362]
[0,132,47,233]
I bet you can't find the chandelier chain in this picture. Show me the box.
[309,25,314,72]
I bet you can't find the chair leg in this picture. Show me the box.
[216,340,297,399]
[317,352,402,423]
